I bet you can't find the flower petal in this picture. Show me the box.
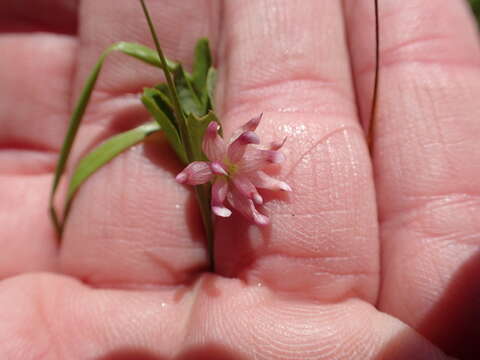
[227,131,260,164]
[227,187,269,226]
[176,161,213,185]
[229,113,263,143]
[210,161,228,176]
[211,177,231,217]
[232,174,263,205]
[202,121,226,162]
[249,170,292,192]
[266,136,287,151]
[237,148,285,173]
[242,113,262,132]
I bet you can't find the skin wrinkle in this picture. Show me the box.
[383,208,478,252]
[223,86,356,121]
[380,191,480,225]
[375,72,480,217]
[237,76,351,101]
[0,154,57,176]
[356,39,480,77]
[0,33,77,153]
[283,125,361,179]
[253,253,377,279]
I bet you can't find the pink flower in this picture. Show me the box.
[176,114,291,226]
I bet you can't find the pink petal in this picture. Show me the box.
[249,171,292,192]
[237,148,285,173]
[202,121,226,162]
[229,113,263,143]
[211,177,231,217]
[232,174,263,205]
[210,161,228,176]
[227,131,260,164]
[176,161,213,185]
[241,113,263,132]
[227,187,269,226]
[267,137,287,151]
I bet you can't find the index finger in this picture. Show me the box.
[215,0,380,304]
[345,0,480,356]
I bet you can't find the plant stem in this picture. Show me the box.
[139,0,193,161]
[139,0,215,271]
[195,186,215,272]
[368,0,380,155]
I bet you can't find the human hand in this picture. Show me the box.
[1,0,479,359]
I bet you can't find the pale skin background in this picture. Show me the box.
[0,0,479,359]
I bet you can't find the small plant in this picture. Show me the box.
[49,0,290,271]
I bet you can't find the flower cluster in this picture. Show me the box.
[176,114,291,225]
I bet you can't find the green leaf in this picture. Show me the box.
[155,82,171,97]
[140,0,216,271]
[141,89,188,164]
[64,121,161,225]
[173,65,205,116]
[191,38,212,98]
[206,67,217,111]
[185,111,219,162]
[112,42,178,70]
[49,41,177,234]
[139,0,192,162]
[144,87,175,125]
[469,0,480,24]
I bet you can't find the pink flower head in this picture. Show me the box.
[176,114,291,226]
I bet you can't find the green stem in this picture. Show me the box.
[368,0,380,155]
[139,0,193,161]
[195,185,215,272]
[139,0,215,271]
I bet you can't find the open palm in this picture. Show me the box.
[1,1,479,359]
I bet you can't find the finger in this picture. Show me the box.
[60,0,220,287]
[0,273,451,360]
[215,0,379,303]
[0,0,78,34]
[345,0,480,356]
[0,33,77,278]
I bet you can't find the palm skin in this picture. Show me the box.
[1,0,479,359]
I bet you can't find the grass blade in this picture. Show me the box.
[206,67,217,111]
[367,0,380,155]
[173,65,204,116]
[139,0,192,160]
[63,121,161,229]
[139,0,216,271]
[191,38,212,99]
[141,88,188,163]
[113,42,178,70]
[49,42,177,235]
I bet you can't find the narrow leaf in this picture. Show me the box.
[64,121,161,226]
[141,89,188,164]
[173,65,205,116]
[206,67,217,111]
[145,87,175,126]
[50,41,177,234]
[139,0,192,162]
[191,38,212,98]
[113,42,178,70]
